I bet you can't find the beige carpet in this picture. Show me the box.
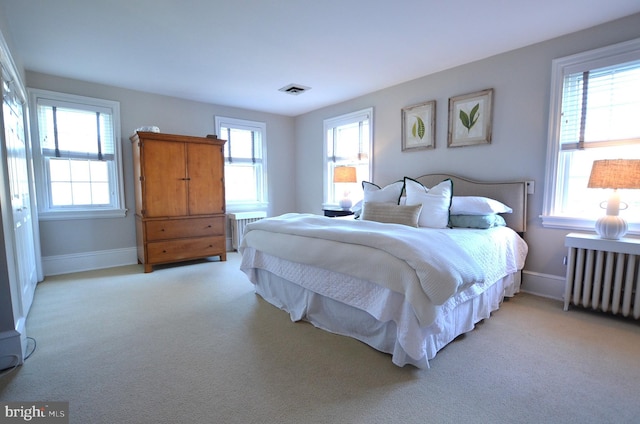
[1,252,639,424]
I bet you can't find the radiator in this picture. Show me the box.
[228,212,266,251]
[564,234,640,319]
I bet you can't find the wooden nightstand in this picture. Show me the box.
[564,232,640,319]
[323,208,354,218]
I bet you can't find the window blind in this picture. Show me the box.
[222,126,261,164]
[36,100,115,160]
[327,113,370,162]
[560,59,640,151]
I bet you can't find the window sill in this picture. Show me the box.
[225,202,268,214]
[541,214,640,236]
[38,208,128,221]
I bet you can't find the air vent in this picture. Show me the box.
[279,84,311,95]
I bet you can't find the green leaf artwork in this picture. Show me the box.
[411,116,426,139]
[459,103,480,132]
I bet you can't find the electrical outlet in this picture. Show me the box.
[526,180,535,194]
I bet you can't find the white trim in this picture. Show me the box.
[521,270,565,301]
[0,30,26,101]
[42,247,138,276]
[38,208,127,221]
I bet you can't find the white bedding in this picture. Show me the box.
[240,213,528,327]
[241,250,521,368]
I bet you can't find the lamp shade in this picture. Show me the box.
[588,159,640,189]
[587,159,640,240]
[333,166,357,183]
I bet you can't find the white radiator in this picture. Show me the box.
[228,212,266,251]
[564,234,640,319]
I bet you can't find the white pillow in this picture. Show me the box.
[450,196,512,215]
[404,178,453,228]
[362,181,404,204]
[358,181,404,217]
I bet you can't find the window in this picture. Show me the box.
[29,89,125,220]
[543,38,640,233]
[323,108,373,207]
[214,116,267,212]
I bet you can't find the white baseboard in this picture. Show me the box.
[521,270,565,301]
[42,247,138,276]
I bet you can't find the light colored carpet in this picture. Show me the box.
[1,252,639,424]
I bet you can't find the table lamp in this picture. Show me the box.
[333,166,357,209]
[587,159,640,239]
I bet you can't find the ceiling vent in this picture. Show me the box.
[279,84,311,95]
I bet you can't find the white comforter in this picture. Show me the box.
[241,213,528,326]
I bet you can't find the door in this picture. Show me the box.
[142,139,188,217]
[2,71,37,316]
[187,142,225,215]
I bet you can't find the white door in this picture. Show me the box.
[3,76,37,316]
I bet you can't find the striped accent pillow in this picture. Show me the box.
[361,202,422,227]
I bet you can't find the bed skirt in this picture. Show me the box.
[241,250,520,369]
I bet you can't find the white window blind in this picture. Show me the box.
[37,100,116,161]
[560,60,640,151]
[327,110,370,163]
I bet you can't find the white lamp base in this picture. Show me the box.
[338,198,352,210]
[595,215,628,240]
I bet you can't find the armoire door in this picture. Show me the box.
[186,142,225,215]
[142,140,188,217]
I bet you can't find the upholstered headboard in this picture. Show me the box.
[415,174,528,233]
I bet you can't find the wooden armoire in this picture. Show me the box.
[130,131,226,272]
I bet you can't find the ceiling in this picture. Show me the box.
[2,1,640,117]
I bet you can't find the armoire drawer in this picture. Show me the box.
[146,236,226,263]
[145,216,225,241]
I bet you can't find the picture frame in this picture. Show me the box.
[401,100,436,151]
[447,88,493,148]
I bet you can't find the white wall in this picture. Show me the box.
[26,72,296,272]
[294,13,640,298]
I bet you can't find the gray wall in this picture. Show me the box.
[26,72,296,258]
[294,13,640,287]
[14,12,640,288]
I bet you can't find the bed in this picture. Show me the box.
[239,174,529,368]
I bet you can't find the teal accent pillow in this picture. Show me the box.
[449,214,507,229]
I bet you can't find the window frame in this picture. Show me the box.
[28,88,126,220]
[542,37,640,234]
[214,116,268,213]
[323,107,373,207]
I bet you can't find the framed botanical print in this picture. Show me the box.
[448,89,493,147]
[401,100,436,151]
